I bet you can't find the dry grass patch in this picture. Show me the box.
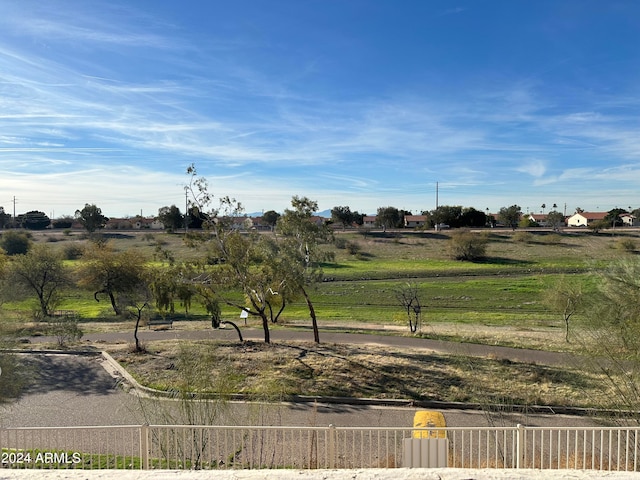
[107,339,610,409]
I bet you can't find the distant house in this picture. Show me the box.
[404,215,427,228]
[134,217,163,230]
[566,212,608,227]
[619,213,638,227]
[527,214,548,227]
[362,216,376,228]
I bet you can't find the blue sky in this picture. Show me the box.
[1,0,640,218]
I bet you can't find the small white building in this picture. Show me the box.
[620,213,638,227]
[404,215,427,228]
[566,212,607,227]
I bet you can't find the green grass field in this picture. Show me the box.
[2,227,637,348]
[4,227,640,410]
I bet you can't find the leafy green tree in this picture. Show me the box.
[546,210,565,231]
[76,242,147,316]
[605,208,626,228]
[158,205,184,232]
[185,166,274,342]
[262,210,280,230]
[430,205,462,228]
[0,230,31,255]
[75,204,108,233]
[186,205,207,229]
[498,205,522,230]
[277,196,331,343]
[8,244,69,318]
[0,207,11,229]
[448,230,488,261]
[460,207,487,227]
[331,205,364,230]
[376,206,401,230]
[588,219,609,234]
[52,215,74,229]
[18,211,50,230]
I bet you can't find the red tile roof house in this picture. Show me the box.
[566,211,608,227]
[403,215,428,228]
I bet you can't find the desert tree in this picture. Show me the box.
[331,205,363,230]
[262,210,280,230]
[157,205,184,232]
[185,165,276,342]
[76,242,147,316]
[121,277,153,353]
[277,196,332,343]
[546,210,565,231]
[498,205,522,230]
[75,203,108,233]
[543,275,583,342]
[8,244,69,318]
[375,206,401,231]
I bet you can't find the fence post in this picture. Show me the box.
[140,424,150,470]
[328,424,336,469]
[516,424,525,469]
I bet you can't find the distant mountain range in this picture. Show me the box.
[247,209,332,218]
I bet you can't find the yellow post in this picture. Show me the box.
[413,410,446,439]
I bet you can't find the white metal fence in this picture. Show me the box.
[1,424,640,471]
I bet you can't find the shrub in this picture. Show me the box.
[539,233,563,245]
[334,237,348,249]
[513,231,534,243]
[48,315,83,347]
[448,230,488,261]
[616,237,636,252]
[0,230,31,255]
[63,243,85,260]
[346,241,361,255]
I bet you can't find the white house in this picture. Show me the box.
[566,212,607,227]
[404,215,427,228]
[619,213,638,227]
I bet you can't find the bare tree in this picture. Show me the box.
[394,282,422,333]
[543,275,583,342]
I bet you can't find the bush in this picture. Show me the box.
[48,315,83,347]
[334,237,348,249]
[0,230,31,255]
[538,233,563,245]
[448,230,488,261]
[513,231,534,243]
[63,243,85,260]
[616,237,636,252]
[346,241,361,255]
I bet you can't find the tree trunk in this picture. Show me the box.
[260,312,271,343]
[134,315,142,352]
[302,287,320,343]
[221,321,244,342]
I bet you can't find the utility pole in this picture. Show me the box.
[12,196,17,228]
